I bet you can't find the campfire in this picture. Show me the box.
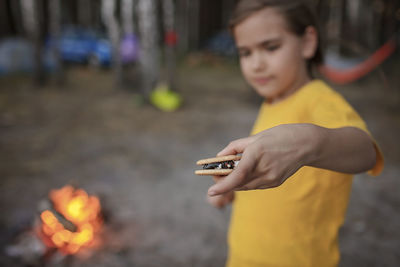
[5,185,128,265]
[38,185,103,254]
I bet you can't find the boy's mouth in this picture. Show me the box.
[253,77,271,85]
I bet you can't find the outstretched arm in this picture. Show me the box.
[208,124,377,196]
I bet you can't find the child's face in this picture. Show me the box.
[234,7,316,103]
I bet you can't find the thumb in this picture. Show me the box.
[208,151,256,196]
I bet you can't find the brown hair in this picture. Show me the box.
[229,0,323,72]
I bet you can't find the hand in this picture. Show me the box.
[207,124,377,196]
[207,176,234,208]
[208,124,314,196]
[207,192,235,209]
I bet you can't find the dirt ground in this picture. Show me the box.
[1,55,399,266]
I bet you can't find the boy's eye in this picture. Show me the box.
[264,44,280,51]
[238,49,250,57]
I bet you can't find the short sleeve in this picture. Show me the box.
[309,90,384,176]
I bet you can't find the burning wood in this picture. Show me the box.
[38,185,103,254]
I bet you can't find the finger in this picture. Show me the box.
[208,167,249,196]
[226,191,235,203]
[207,192,234,208]
[235,177,271,191]
[207,195,226,209]
[208,152,256,196]
[212,175,226,183]
[217,137,253,156]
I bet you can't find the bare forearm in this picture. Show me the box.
[208,124,378,196]
[306,125,377,174]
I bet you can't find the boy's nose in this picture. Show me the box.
[250,53,266,71]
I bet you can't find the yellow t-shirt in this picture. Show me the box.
[227,80,383,267]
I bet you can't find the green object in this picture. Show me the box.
[150,84,182,112]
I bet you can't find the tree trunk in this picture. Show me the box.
[122,0,135,35]
[137,0,159,96]
[221,0,236,27]
[20,0,45,86]
[188,0,199,50]
[101,0,123,87]
[162,0,177,90]
[11,0,24,35]
[175,0,189,53]
[327,0,344,53]
[78,0,92,28]
[0,1,11,36]
[48,0,65,85]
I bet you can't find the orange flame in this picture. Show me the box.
[39,186,102,254]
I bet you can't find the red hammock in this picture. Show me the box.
[319,38,397,84]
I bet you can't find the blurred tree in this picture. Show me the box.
[78,0,93,28]
[101,0,123,87]
[137,0,159,96]
[188,0,200,50]
[222,0,236,27]
[20,0,45,86]
[9,0,23,35]
[319,0,399,56]
[175,0,188,52]
[175,0,200,52]
[122,0,135,36]
[162,0,177,90]
[0,0,24,37]
[49,0,64,85]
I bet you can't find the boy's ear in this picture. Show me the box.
[302,26,318,60]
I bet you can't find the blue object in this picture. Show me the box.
[0,38,33,75]
[0,26,140,76]
[47,26,139,67]
[0,38,55,76]
[205,31,237,57]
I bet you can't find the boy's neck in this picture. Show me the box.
[267,76,312,105]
